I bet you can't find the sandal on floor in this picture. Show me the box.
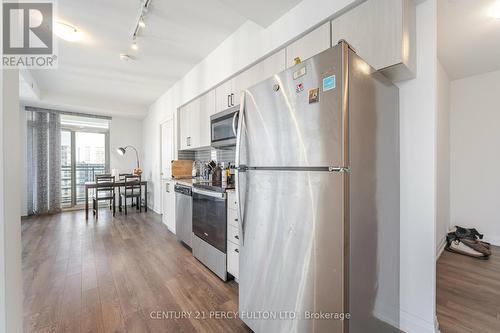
[445,233,490,260]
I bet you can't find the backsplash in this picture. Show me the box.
[177,146,235,163]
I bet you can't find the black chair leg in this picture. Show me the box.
[113,197,116,217]
[124,198,127,215]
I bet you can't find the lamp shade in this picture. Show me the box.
[117,147,126,155]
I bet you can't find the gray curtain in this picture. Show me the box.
[27,110,61,215]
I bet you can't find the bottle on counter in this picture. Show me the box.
[192,161,197,178]
[221,162,227,183]
[212,163,222,184]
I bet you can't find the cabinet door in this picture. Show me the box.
[253,49,286,84]
[178,105,189,150]
[188,98,200,149]
[286,22,331,68]
[162,180,176,233]
[233,50,286,103]
[198,90,215,148]
[227,241,239,279]
[215,80,234,113]
[331,0,415,80]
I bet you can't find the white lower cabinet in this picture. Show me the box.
[227,241,239,280]
[227,190,239,281]
[162,179,176,233]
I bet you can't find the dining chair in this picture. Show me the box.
[118,173,133,206]
[119,175,142,215]
[92,175,115,219]
[118,173,133,180]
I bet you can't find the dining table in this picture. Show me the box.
[84,180,148,219]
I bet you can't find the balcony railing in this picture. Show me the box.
[61,163,106,206]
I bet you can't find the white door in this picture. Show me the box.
[160,119,175,231]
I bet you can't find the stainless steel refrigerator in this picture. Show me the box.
[235,41,400,333]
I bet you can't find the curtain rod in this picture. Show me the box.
[24,106,112,120]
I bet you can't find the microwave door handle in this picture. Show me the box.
[232,111,238,137]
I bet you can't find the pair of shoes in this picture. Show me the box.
[445,228,491,260]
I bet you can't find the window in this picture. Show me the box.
[60,115,109,207]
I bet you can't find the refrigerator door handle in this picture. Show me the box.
[235,92,246,245]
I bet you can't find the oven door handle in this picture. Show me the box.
[192,188,226,199]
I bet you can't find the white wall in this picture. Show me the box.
[436,61,451,256]
[109,117,142,174]
[396,0,438,332]
[450,69,500,246]
[1,69,23,333]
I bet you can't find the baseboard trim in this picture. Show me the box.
[483,235,500,247]
[148,205,161,215]
[436,236,446,260]
[400,310,438,333]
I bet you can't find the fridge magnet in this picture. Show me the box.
[308,88,319,104]
[296,83,304,93]
[293,66,306,80]
[322,75,336,92]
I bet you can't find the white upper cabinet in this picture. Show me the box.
[216,50,286,114]
[178,104,190,150]
[235,49,286,94]
[215,79,236,114]
[331,0,416,81]
[178,90,215,150]
[198,90,215,148]
[286,22,331,68]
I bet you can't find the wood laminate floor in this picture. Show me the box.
[437,245,500,333]
[22,209,252,333]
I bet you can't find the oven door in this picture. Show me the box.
[192,188,227,253]
[211,107,239,147]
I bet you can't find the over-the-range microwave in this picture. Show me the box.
[210,106,239,148]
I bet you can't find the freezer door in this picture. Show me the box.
[240,46,344,168]
[239,170,345,333]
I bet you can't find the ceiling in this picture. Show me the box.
[21,0,301,118]
[438,0,500,80]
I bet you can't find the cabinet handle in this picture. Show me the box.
[231,93,235,106]
[235,218,238,222]
[166,183,170,193]
[235,235,239,240]
[227,94,231,108]
[235,248,239,253]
